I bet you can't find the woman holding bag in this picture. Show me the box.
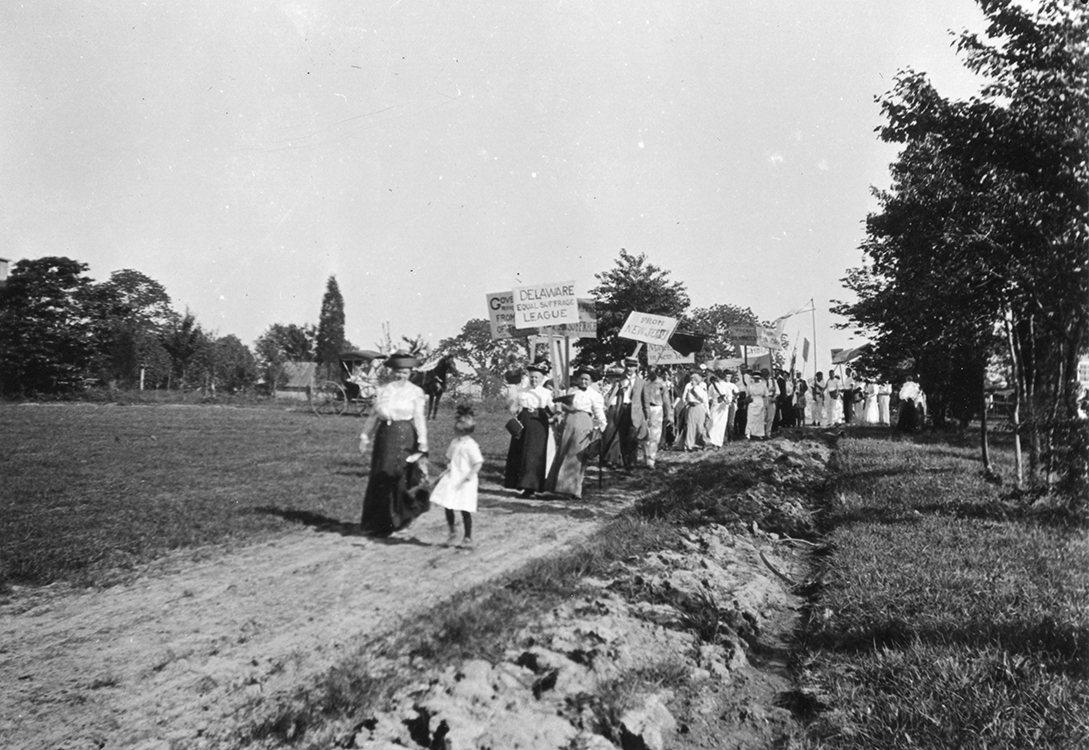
[358,351,430,536]
[503,358,556,498]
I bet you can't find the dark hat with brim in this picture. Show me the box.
[527,362,549,374]
[623,357,640,367]
[575,367,598,381]
[385,352,418,369]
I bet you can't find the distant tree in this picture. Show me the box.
[435,318,526,397]
[211,335,258,392]
[685,304,759,361]
[315,275,345,380]
[92,269,175,387]
[0,257,99,394]
[160,311,214,389]
[575,249,691,368]
[253,323,316,388]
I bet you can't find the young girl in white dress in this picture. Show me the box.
[431,404,484,548]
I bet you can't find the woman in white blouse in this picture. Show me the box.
[503,360,556,498]
[547,367,607,499]
[358,352,430,536]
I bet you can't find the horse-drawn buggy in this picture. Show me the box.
[309,350,383,416]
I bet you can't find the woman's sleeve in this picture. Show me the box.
[591,391,607,431]
[413,388,428,452]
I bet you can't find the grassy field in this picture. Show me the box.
[796,427,1089,749]
[0,401,513,590]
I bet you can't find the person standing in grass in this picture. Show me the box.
[358,351,430,537]
[430,404,484,548]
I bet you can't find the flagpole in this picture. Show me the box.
[810,297,818,378]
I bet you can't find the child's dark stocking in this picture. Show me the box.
[444,509,456,531]
[461,511,473,540]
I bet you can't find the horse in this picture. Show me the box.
[410,355,457,420]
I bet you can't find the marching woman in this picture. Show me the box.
[504,359,556,498]
[744,369,770,439]
[547,368,607,499]
[358,351,430,536]
[680,370,709,450]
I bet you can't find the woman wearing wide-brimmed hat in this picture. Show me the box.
[546,366,607,499]
[503,357,556,498]
[742,368,770,439]
[358,351,430,535]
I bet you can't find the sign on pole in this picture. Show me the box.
[538,298,597,339]
[728,323,782,350]
[486,292,520,340]
[513,281,579,328]
[618,311,678,346]
[647,342,694,365]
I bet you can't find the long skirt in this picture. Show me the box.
[747,398,766,437]
[877,395,891,425]
[600,404,624,465]
[547,411,594,498]
[864,395,879,425]
[706,401,730,447]
[896,399,919,433]
[361,420,430,536]
[504,408,553,492]
[684,403,707,449]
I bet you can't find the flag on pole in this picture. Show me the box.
[802,337,810,363]
[773,300,816,324]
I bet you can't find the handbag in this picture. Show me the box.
[505,417,524,438]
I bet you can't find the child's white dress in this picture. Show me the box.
[430,436,483,513]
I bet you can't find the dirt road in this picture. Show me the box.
[0,478,636,750]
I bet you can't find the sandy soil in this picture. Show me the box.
[0,475,637,750]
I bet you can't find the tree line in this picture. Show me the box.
[0,259,352,396]
[833,0,1087,494]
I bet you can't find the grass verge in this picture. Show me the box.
[794,432,1089,749]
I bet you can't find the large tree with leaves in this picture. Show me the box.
[434,318,526,397]
[836,0,1088,491]
[0,257,110,394]
[253,323,316,388]
[92,269,175,388]
[575,249,690,368]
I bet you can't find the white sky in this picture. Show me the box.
[1,0,989,375]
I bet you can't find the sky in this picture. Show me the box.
[1,0,991,376]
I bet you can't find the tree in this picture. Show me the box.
[835,0,1088,492]
[92,269,175,387]
[211,335,258,392]
[315,275,345,380]
[253,323,316,388]
[685,304,759,361]
[576,249,690,368]
[160,311,214,389]
[434,318,526,397]
[0,257,99,394]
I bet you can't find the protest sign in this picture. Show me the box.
[513,281,579,328]
[728,323,782,350]
[618,311,678,345]
[538,298,597,339]
[486,292,520,340]
[647,342,694,365]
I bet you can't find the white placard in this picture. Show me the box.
[538,298,597,339]
[647,342,694,365]
[513,281,579,328]
[618,311,678,345]
[486,291,517,340]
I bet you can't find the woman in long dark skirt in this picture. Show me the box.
[359,352,430,536]
[503,359,555,497]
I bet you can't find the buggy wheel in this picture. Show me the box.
[310,381,347,416]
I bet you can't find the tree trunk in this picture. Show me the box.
[980,368,992,475]
[1004,304,1025,490]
